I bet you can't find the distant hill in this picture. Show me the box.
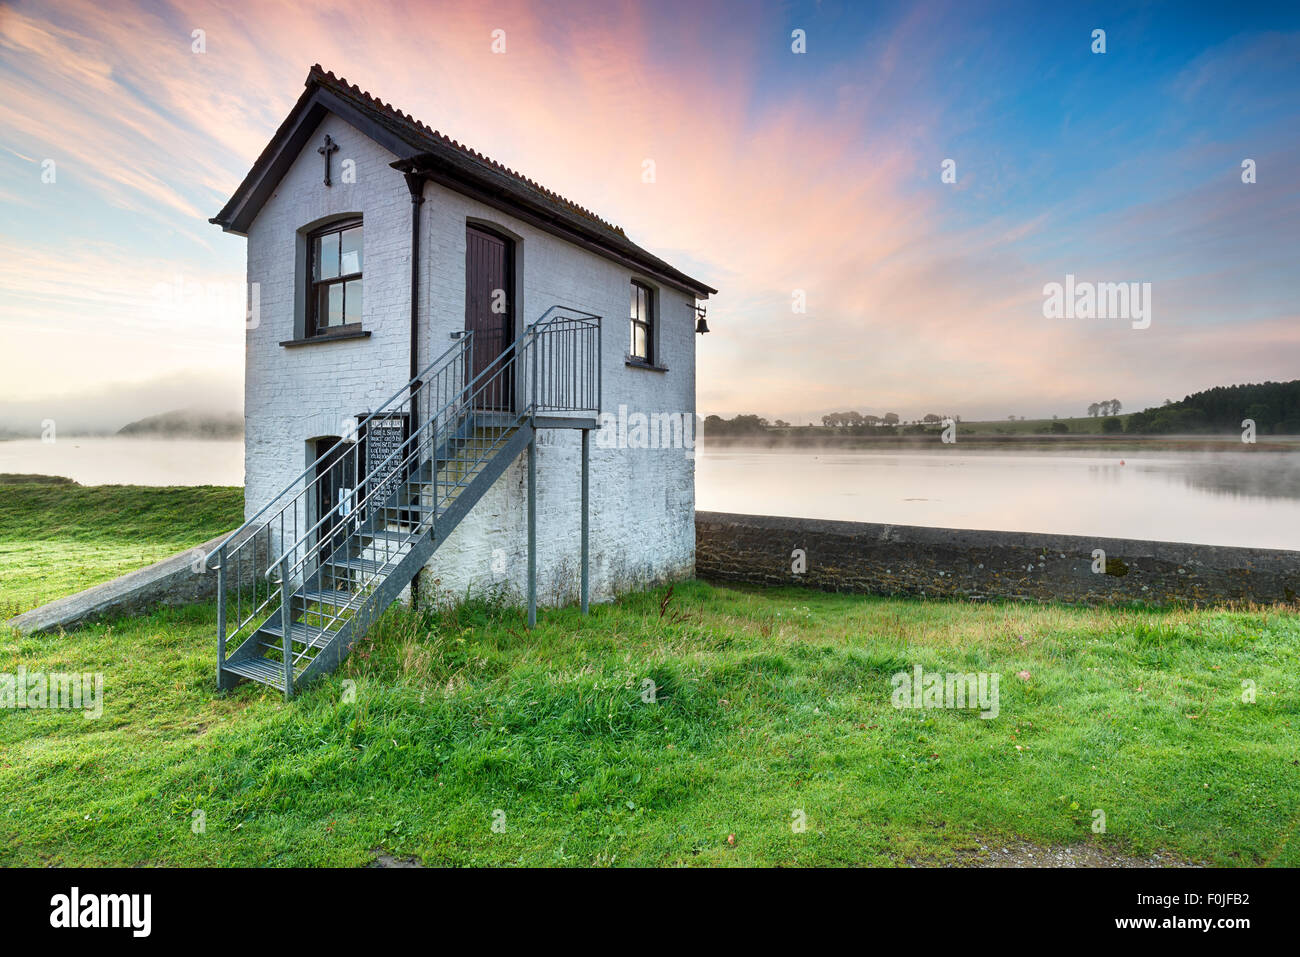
[1125,380,1300,435]
[117,409,243,439]
[0,473,78,485]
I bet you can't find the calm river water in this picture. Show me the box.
[695,444,1300,550]
[2,438,1297,550]
[0,438,246,487]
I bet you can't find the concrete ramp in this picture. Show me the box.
[5,528,257,635]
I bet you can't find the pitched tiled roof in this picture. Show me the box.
[212,65,716,297]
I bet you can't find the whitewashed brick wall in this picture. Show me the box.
[243,113,698,606]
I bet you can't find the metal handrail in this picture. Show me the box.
[204,334,473,569]
[214,333,472,659]
[264,338,521,575]
[267,349,531,660]
[525,304,600,333]
[217,305,602,687]
[521,308,601,415]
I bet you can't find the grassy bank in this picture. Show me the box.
[2,582,1297,866]
[0,478,242,619]
[2,483,1295,867]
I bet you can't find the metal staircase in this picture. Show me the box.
[207,308,601,697]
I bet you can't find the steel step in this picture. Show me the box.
[212,323,562,701]
[382,502,435,514]
[385,493,462,518]
[259,619,338,649]
[324,554,402,575]
[219,420,527,697]
[294,587,362,611]
[222,656,290,687]
[411,464,488,486]
[352,539,414,561]
[358,529,411,547]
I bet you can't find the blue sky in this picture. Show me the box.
[1,0,1297,430]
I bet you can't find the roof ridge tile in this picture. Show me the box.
[217,65,708,291]
[310,66,625,233]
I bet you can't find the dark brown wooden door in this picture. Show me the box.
[464,225,514,410]
[314,438,350,562]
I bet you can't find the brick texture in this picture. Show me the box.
[696,511,1300,606]
[244,113,697,607]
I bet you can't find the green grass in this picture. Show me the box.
[0,483,242,619]
[2,583,1297,866]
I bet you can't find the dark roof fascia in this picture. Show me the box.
[211,76,716,299]
[396,153,715,299]
[210,87,423,234]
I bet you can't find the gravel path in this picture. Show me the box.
[932,840,1201,868]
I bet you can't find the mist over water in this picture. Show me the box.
[0,373,241,438]
[0,438,244,487]
[696,445,1300,551]
[3,438,1296,550]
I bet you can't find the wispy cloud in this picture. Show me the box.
[1,0,1296,422]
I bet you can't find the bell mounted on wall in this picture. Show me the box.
[694,303,710,334]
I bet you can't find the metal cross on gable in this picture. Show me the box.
[318,134,339,187]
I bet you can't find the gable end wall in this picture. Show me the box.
[244,112,697,605]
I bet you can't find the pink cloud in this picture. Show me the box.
[1,0,1295,421]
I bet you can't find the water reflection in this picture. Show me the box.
[1135,453,1300,502]
[1,438,1296,550]
[696,446,1300,550]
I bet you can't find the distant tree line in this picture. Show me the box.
[820,411,902,428]
[1124,380,1300,435]
[702,410,963,436]
[701,414,770,435]
[700,382,1300,438]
